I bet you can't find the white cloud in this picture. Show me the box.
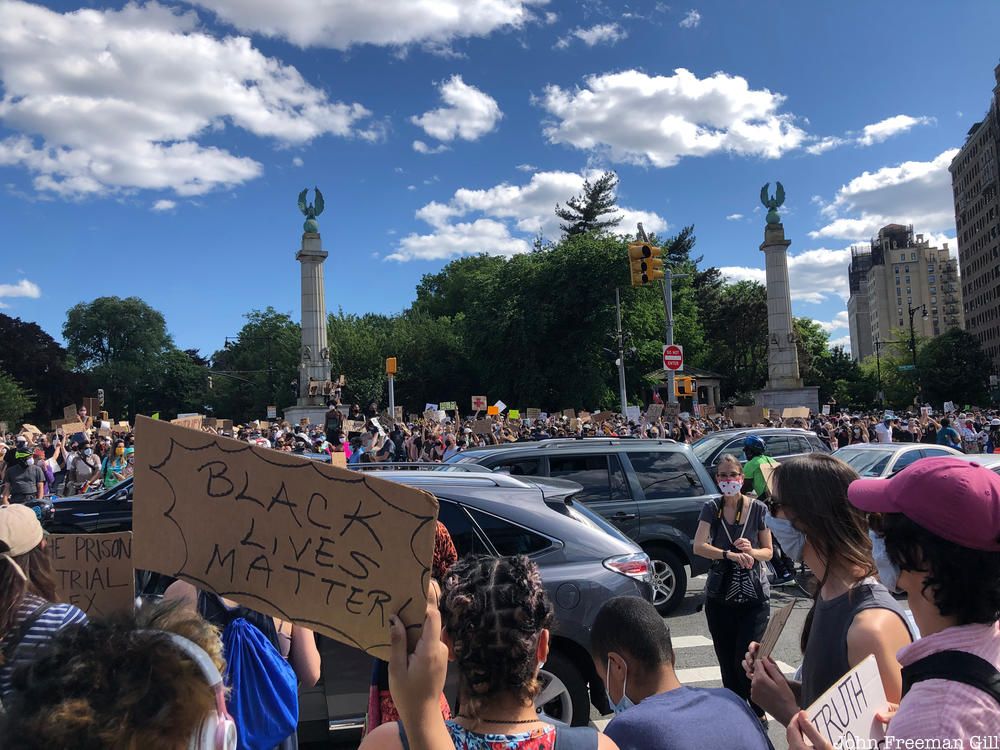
[411,76,502,144]
[544,11,558,24]
[678,9,701,28]
[0,279,41,305]
[151,199,176,211]
[725,213,744,221]
[720,246,852,305]
[0,1,376,198]
[538,69,806,168]
[556,23,627,49]
[291,156,304,167]
[805,136,847,155]
[857,115,933,146]
[810,149,959,240]
[389,170,668,261]
[412,140,450,155]
[814,310,850,333]
[829,335,851,351]
[186,0,547,49]
[516,163,538,172]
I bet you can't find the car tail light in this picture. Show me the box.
[604,553,652,584]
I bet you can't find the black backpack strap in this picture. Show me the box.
[553,725,599,750]
[901,650,1000,706]
[1,601,54,662]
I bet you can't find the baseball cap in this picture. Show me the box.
[848,457,1000,552]
[0,504,45,580]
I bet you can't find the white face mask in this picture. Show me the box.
[717,479,743,497]
[83,448,93,457]
[26,457,35,466]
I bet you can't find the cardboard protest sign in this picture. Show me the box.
[944,401,955,413]
[562,409,576,419]
[782,407,811,419]
[494,400,508,413]
[486,406,500,416]
[508,409,521,420]
[755,601,796,667]
[60,421,87,437]
[133,417,439,660]
[83,397,100,421]
[821,404,831,415]
[329,452,347,469]
[344,420,367,434]
[805,654,887,747]
[645,404,664,421]
[526,408,541,420]
[663,403,681,419]
[423,409,441,423]
[625,406,641,422]
[472,419,493,436]
[439,401,458,412]
[424,403,439,412]
[63,404,79,420]
[471,396,487,412]
[171,415,204,431]
[578,411,591,423]
[393,406,404,422]
[49,532,134,618]
[728,406,765,425]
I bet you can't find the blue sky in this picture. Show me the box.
[1,0,999,356]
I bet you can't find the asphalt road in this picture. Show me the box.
[314,570,815,750]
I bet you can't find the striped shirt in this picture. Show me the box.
[889,621,1000,743]
[0,594,88,698]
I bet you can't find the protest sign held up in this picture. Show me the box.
[49,531,135,618]
[805,654,887,747]
[133,416,439,660]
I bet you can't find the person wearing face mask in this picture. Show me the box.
[693,454,773,723]
[1,441,46,505]
[101,440,129,489]
[590,596,773,750]
[65,442,100,496]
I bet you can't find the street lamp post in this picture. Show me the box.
[906,303,928,404]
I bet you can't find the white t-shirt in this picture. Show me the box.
[874,422,893,443]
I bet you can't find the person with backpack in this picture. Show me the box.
[360,554,618,750]
[741,436,795,587]
[0,504,88,700]
[164,580,321,750]
[785,456,1000,748]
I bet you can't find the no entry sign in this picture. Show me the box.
[663,344,684,371]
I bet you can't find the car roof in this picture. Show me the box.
[366,470,537,490]
[698,427,818,438]
[833,443,917,452]
[950,453,1000,469]
[456,438,685,460]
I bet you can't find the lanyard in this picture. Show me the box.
[719,502,753,547]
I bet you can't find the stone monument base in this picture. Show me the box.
[283,404,330,430]
[754,385,820,415]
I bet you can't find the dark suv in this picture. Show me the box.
[446,438,719,614]
[692,428,831,479]
[46,468,651,739]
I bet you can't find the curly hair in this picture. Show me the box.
[880,513,1000,625]
[440,555,554,718]
[2,601,224,750]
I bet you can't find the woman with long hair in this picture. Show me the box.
[360,555,617,750]
[743,453,914,726]
[693,454,773,722]
[0,505,88,699]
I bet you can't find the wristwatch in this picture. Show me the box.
[722,550,729,561]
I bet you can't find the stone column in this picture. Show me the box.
[297,232,331,404]
[761,223,803,389]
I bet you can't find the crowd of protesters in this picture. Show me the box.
[1,396,999,749]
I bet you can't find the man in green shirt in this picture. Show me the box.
[741,435,777,499]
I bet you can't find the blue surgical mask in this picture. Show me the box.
[870,531,901,593]
[766,513,805,562]
[606,659,634,714]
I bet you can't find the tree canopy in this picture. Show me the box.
[555,171,623,236]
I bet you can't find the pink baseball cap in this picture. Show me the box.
[849,457,1000,552]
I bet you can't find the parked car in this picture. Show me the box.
[692,427,832,478]
[831,442,965,478]
[45,467,652,739]
[952,452,1000,474]
[446,437,719,614]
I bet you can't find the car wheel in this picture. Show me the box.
[644,546,687,615]
[534,650,589,727]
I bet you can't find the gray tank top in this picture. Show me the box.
[800,579,913,707]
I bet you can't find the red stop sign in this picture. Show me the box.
[663,344,684,371]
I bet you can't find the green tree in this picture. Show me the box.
[917,328,992,407]
[555,172,623,237]
[700,281,769,399]
[0,370,35,426]
[327,312,396,408]
[63,296,173,419]
[0,313,88,422]
[209,308,300,422]
[793,317,831,387]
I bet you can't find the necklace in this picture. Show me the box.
[456,715,541,725]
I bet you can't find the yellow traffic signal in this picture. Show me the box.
[674,376,697,397]
[627,243,665,286]
[385,357,397,375]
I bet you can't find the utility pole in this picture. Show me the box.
[615,287,627,413]
[637,222,686,405]
[907,303,927,404]
[386,357,397,414]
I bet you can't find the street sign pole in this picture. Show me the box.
[615,287,627,414]
[388,374,395,414]
[637,222,687,406]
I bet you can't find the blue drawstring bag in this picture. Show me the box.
[222,617,299,750]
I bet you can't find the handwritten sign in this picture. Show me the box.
[344,420,366,434]
[782,407,811,419]
[755,600,796,666]
[439,401,458,412]
[49,532,134,617]
[60,421,87,437]
[471,396,487,411]
[526,408,541,420]
[593,410,616,424]
[133,417,438,659]
[472,419,493,436]
[63,404,79,421]
[562,409,576,419]
[486,406,499,416]
[806,654,887,747]
[171,415,204,431]
[645,404,663,421]
[508,409,521,420]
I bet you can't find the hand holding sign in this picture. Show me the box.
[133,417,438,660]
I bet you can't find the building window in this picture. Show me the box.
[905,266,910,273]
[899,319,904,327]
[911,252,917,261]
[896,277,901,286]
[907,297,912,304]
[930,286,936,294]
[929,274,936,282]
[931,296,937,304]
[905,276,911,284]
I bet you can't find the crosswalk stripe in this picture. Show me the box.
[671,635,714,649]
[675,659,795,685]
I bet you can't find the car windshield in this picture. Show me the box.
[692,434,729,462]
[834,448,893,477]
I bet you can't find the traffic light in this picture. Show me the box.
[385,357,397,375]
[674,376,697,398]
[628,243,664,286]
